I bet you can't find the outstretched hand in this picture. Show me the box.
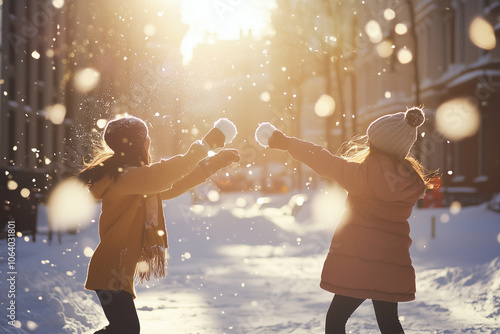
[203,128,225,149]
[186,140,210,158]
[255,122,290,150]
[199,149,240,176]
[268,130,290,151]
[213,149,240,166]
[203,118,238,150]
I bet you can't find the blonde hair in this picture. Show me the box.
[338,135,436,189]
[78,138,152,186]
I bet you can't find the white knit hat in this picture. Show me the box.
[366,107,425,158]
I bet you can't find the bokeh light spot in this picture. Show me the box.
[48,178,95,231]
[207,189,220,202]
[450,201,462,215]
[365,20,383,43]
[7,180,18,190]
[435,97,480,141]
[46,103,66,125]
[20,188,30,198]
[383,9,396,21]
[314,94,336,117]
[27,321,38,331]
[96,119,107,129]
[236,197,247,207]
[74,68,100,93]
[260,91,270,102]
[395,23,408,35]
[376,39,394,58]
[469,17,496,50]
[397,48,413,64]
[52,0,64,9]
[312,187,346,227]
[136,261,149,273]
[83,247,94,258]
[143,24,157,36]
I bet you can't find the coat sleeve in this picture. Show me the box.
[159,165,208,200]
[286,137,369,195]
[110,144,207,195]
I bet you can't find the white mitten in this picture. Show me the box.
[254,122,277,147]
[214,118,238,144]
[203,118,238,150]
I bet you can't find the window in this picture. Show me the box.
[7,109,17,166]
[453,1,465,63]
[475,113,488,181]
[452,141,465,182]
[445,8,455,67]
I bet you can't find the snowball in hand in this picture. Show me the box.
[214,118,238,144]
[255,122,277,147]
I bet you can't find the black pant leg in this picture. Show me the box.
[372,299,405,334]
[325,294,365,334]
[96,290,140,334]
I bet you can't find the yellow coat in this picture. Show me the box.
[85,147,208,298]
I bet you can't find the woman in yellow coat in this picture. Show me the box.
[78,116,239,334]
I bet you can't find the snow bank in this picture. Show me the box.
[0,188,498,333]
[0,208,104,333]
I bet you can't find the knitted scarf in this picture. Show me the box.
[135,195,168,284]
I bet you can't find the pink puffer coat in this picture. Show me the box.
[287,137,426,302]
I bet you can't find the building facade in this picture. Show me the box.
[1,0,188,233]
[296,0,500,204]
[354,0,500,204]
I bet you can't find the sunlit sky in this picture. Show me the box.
[180,0,276,64]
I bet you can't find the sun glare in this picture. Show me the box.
[180,0,276,64]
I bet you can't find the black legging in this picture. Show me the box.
[95,290,140,334]
[325,294,404,334]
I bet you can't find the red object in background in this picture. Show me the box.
[422,177,443,208]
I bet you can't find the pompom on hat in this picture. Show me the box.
[366,107,425,158]
[104,116,149,155]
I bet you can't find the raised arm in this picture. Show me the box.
[111,140,209,195]
[112,118,238,196]
[286,137,368,194]
[160,149,240,200]
[255,124,368,195]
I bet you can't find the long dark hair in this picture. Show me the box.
[78,138,152,187]
[338,134,436,189]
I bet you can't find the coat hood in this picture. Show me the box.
[367,155,426,203]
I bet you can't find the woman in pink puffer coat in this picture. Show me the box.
[256,107,433,334]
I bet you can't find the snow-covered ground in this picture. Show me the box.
[1,185,499,334]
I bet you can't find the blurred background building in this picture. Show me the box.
[0,0,189,235]
[185,0,500,204]
[345,0,500,206]
[265,0,500,205]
